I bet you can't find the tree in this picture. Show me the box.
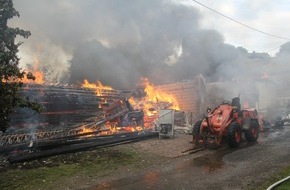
[0,0,42,133]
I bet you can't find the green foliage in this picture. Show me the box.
[0,0,42,132]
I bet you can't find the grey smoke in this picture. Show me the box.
[9,0,228,87]
[11,0,290,96]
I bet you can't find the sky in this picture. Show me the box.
[185,0,290,55]
[9,0,290,89]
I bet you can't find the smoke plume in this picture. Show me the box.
[8,1,242,86]
[10,0,290,110]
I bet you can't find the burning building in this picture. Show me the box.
[6,73,208,143]
[155,75,206,123]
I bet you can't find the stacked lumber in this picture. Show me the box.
[8,84,129,132]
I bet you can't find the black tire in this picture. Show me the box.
[245,120,259,142]
[227,122,242,148]
[192,120,202,145]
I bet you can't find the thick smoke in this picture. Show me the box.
[66,1,257,89]
[11,0,290,112]
[68,0,211,88]
[10,0,242,87]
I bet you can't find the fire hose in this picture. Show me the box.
[266,176,290,190]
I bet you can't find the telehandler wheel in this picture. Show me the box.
[192,120,202,145]
[227,122,242,148]
[245,120,259,142]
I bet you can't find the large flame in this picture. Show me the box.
[22,57,44,84]
[81,79,113,96]
[129,78,180,128]
[142,78,180,110]
[81,78,180,132]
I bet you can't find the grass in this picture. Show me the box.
[0,147,144,190]
[275,179,290,190]
[256,165,290,190]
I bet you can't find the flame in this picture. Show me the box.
[129,78,180,128]
[81,78,180,132]
[81,125,94,134]
[80,123,135,136]
[79,80,146,135]
[132,78,180,114]
[84,123,144,136]
[22,57,44,84]
[2,57,44,84]
[142,78,180,110]
[81,79,113,96]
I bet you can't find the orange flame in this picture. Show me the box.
[81,79,113,96]
[81,125,94,134]
[22,57,44,84]
[142,78,180,111]
[129,78,180,128]
[81,78,180,131]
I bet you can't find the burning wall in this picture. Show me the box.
[155,75,206,122]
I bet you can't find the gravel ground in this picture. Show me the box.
[90,127,290,190]
[128,133,195,158]
[1,128,289,190]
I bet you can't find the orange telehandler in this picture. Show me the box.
[193,96,259,148]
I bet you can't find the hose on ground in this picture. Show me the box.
[267,175,290,190]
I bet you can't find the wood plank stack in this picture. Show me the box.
[8,84,129,133]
